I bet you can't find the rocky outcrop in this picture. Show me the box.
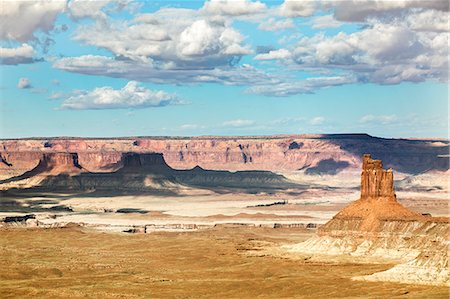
[360,154,395,199]
[285,154,449,286]
[38,152,83,174]
[319,154,422,232]
[118,152,172,173]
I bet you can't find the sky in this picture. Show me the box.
[0,0,448,139]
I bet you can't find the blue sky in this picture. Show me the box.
[0,0,448,138]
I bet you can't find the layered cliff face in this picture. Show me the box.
[360,154,395,199]
[285,154,449,286]
[0,152,297,192]
[0,135,448,179]
[0,152,85,189]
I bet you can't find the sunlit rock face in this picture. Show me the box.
[0,135,448,178]
[360,154,395,200]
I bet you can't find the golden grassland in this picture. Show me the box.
[0,227,448,299]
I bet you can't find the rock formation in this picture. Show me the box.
[360,154,395,200]
[0,135,448,179]
[320,154,422,232]
[36,152,83,175]
[0,152,296,192]
[285,154,449,286]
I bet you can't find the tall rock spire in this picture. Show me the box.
[360,154,395,200]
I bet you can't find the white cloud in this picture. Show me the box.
[330,0,449,22]
[73,10,252,67]
[255,48,291,60]
[278,0,449,23]
[17,77,32,89]
[359,114,398,125]
[311,15,343,29]
[290,23,448,84]
[222,119,255,127]
[41,0,450,98]
[68,0,135,21]
[0,43,36,65]
[246,75,357,96]
[279,0,316,17]
[178,19,251,57]
[258,18,294,31]
[53,55,280,86]
[406,9,450,32]
[310,116,325,125]
[60,81,180,110]
[0,1,66,42]
[54,54,354,97]
[202,0,266,16]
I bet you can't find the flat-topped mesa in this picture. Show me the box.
[33,152,83,175]
[118,152,173,173]
[360,154,395,201]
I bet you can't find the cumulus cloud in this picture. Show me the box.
[311,15,343,29]
[0,1,66,42]
[258,18,294,31]
[359,114,398,124]
[329,0,449,22]
[406,9,450,32]
[279,0,316,17]
[178,19,251,57]
[222,119,255,127]
[255,48,291,60]
[202,0,266,16]
[73,9,252,67]
[20,0,447,98]
[68,0,136,21]
[290,22,448,84]
[17,78,32,89]
[0,43,37,65]
[60,81,180,110]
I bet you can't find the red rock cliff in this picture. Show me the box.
[360,154,395,200]
[0,135,448,179]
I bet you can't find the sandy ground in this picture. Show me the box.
[1,226,448,299]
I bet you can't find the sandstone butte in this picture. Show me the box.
[288,154,449,286]
[320,154,426,232]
